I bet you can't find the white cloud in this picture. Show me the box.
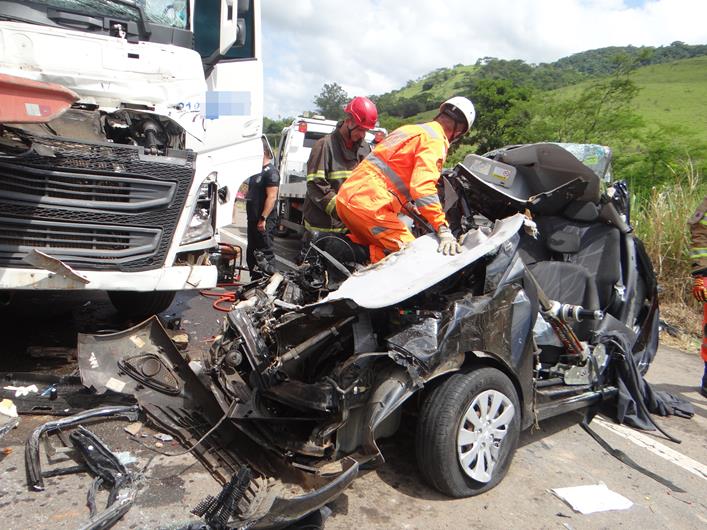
[262,0,707,118]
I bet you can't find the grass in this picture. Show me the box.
[555,56,707,143]
[391,65,480,100]
[631,56,707,142]
[632,158,706,347]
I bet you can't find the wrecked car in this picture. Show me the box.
[78,143,662,527]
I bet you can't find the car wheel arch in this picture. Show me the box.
[460,351,526,424]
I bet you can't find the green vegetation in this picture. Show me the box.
[364,43,707,203]
[314,82,348,120]
[297,41,707,321]
[633,160,707,311]
[631,56,707,140]
[267,43,706,325]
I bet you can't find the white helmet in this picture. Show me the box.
[440,96,476,136]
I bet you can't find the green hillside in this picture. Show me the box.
[371,43,707,143]
[394,65,480,100]
[552,56,707,141]
[632,56,707,140]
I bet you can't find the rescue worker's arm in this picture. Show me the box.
[408,138,448,231]
[257,186,278,232]
[306,140,338,217]
[257,164,281,232]
[689,196,707,302]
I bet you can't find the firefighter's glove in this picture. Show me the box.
[693,276,707,303]
[437,226,461,256]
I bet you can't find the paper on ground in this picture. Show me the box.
[551,483,633,514]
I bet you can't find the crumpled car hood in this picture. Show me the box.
[321,213,525,309]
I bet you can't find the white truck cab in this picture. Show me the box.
[0,0,264,316]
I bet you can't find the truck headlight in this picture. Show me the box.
[181,179,217,245]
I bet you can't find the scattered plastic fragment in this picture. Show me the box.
[0,398,18,417]
[115,451,138,465]
[4,384,38,397]
[0,416,19,439]
[551,483,633,514]
[154,433,174,442]
[124,422,143,436]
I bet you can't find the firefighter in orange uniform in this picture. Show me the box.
[688,195,707,397]
[335,97,475,262]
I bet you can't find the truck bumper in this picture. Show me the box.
[0,265,217,290]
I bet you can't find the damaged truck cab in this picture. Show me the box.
[0,0,263,316]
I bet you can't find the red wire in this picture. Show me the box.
[200,288,238,312]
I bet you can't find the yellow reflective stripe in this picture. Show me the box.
[307,170,350,181]
[691,248,707,258]
[304,220,347,233]
[306,170,326,181]
[325,196,337,216]
[367,153,413,202]
[699,217,707,226]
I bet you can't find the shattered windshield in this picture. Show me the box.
[28,0,188,29]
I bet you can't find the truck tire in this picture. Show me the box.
[107,291,176,318]
[416,367,521,498]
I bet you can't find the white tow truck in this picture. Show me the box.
[0,0,263,316]
[275,115,385,235]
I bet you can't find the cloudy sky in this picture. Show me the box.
[261,0,707,119]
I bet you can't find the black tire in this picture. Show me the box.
[416,367,521,498]
[107,291,176,318]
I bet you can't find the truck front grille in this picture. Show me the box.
[0,131,194,272]
[0,162,176,210]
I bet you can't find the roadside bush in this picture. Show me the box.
[632,157,704,303]
[632,158,705,343]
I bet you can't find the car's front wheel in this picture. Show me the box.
[416,367,521,497]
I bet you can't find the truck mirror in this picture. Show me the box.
[235,18,247,47]
[219,0,240,55]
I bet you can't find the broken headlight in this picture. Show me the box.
[181,177,217,245]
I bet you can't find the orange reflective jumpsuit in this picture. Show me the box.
[335,121,449,262]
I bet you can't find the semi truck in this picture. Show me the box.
[0,0,264,316]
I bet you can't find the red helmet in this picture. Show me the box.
[344,96,378,130]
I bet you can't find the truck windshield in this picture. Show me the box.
[28,0,188,29]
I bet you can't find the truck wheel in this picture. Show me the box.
[107,291,176,318]
[416,367,521,498]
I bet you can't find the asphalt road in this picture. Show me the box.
[0,286,705,530]
[2,205,707,530]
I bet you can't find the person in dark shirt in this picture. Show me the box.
[246,137,280,278]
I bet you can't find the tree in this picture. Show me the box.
[511,73,643,146]
[314,83,348,120]
[263,116,293,154]
[464,79,532,153]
